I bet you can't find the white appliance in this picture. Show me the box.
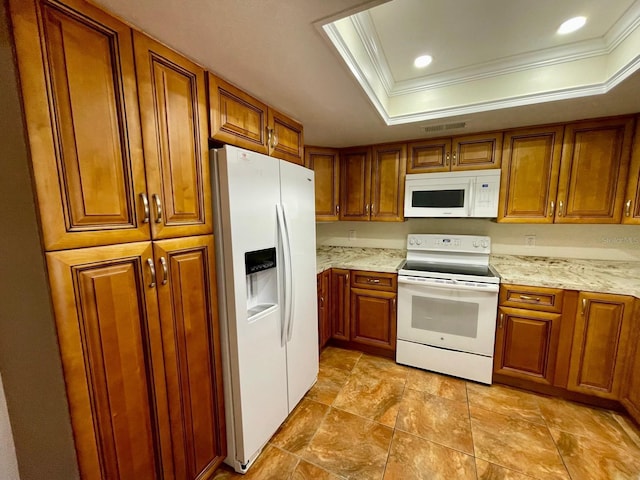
[396,234,500,384]
[404,169,500,218]
[211,145,319,473]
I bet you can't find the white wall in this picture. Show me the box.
[316,219,640,261]
[0,374,20,480]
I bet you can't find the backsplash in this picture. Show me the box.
[316,219,640,261]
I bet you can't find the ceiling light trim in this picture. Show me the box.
[351,12,395,94]
[605,0,640,48]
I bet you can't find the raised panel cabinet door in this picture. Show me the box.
[371,143,406,222]
[622,118,640,224]
[153,235,226,479]
[350,288,396,351]
[567,292,635,399]
[339,148,372,220]
[621,301,640,422]
[407,138,451,173]
[451,132,503,171]
[134,32,212,239]
[498,126,564,223]
[46,242,173,480]
[556,117,634,223]
[317,270,332,348]
[9,0,150,250]
[330,269,351,341]
[494,307,561,386]
[306,147,340,221]
[208,73,268,154]
[268,108,304,165]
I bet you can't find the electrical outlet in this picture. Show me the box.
[348,230,356,241]
[524,234,536,247]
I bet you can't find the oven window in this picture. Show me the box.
[412,189,465,208]
[411,296,478,338]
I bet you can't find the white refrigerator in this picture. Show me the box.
[210,145,319,473]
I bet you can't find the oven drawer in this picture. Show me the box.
[499,284,564,313]
[350,270,397,292]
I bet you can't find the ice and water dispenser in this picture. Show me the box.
[245,247,278,318]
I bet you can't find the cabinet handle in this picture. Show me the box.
[581,298,587,316]
[346,273,349,280]
[159,256,168,285]
[626,200,632,217]
[367,278,380,284]
[392,297,396,308]
[147,258,156,288]
[445,152,450,166]
[549,201,555,217]
[365,204,369,215]
[519,295,541,302]
[267,128,278,148]
[140,193,150,224]
[452,151,457,165]
[336,204,340,215]
[152,194,163,223]
[558,200,564,217]
[498,313,504,328]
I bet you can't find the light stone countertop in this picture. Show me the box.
[316,246,406,274]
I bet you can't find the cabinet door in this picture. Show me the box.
[350,288,396,351]
[567,292,635,399]
[46,242,173,480]
[621,301,640,422]
[451,132,503,171]
[134,32,212,239]
[623,118,640,224]
[407,138,451,173]
[317,270,332,348]
[371,143,406,222]
[556,117,634,223]
[498,126,564,223]
[153,235,226,479]
[268,108,304,165]
[306,147,340,221]
[330,269,351,341]
[339,148,372,220]
[494,307,561,386]
[9,0,150,250]
[208,73,269,154]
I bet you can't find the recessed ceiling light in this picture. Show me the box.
[557,16,587,35]
[414,55,433,68]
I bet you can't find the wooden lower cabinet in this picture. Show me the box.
[330,269,351,341]
[46,237,225,480]
[621,300,640,422]
[317,270,332,348]
[350,288,396,351]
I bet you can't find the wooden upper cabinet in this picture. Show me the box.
[498,126,564,223]
[340,147,372,221]
[407,132,502,173]
[153,235,226,479]
[268,108,304,165]
[134,32,212,239]
[371,143,406,221]
[567,292,635,400]
[208,73,269,155]
[9,0,150,250]
[46,242,173,480]
[306,147,340,221]
[555,117,634,223]
[623,118,640,224]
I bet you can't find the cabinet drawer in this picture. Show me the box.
[499,284,564,313]
[350,270,397,292]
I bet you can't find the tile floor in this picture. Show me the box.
[213,347,640,479]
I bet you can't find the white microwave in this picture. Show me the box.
[404,169,500,218]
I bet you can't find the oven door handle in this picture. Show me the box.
[398,276,499,293]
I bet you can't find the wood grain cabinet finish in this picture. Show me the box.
[623,118,640,224]
[208,73,269,154]
[340,147,372,221]
[350,271,397,351]
[317,270,332,349]
[621,300,640,423]
[567,292,635,399]
[499,284,564,313]
[306,147,340,221]
[268,108,304,165]
[330,269,351,341]
[555,117,634,224]
[370,143,406,221]
[407,132,502,173]
[134,32,212,239]
[498,126,564,223]
[9,0,151,250]
[46,242,173,480]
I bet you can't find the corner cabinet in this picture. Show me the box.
[306,147,340,221]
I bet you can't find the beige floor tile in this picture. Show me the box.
[405,368,468,402]
[319,346,362,372]
[352,353,411,381]
[466,382,546,425]
[475,459,537,479]
[551,427,640,480]
[396,388,473,454]
[333,373,405,427]
[291,460,345,480]
[271,398,329,454]
[301,407,393,480]
[383,430,476,480]
[305,364,350,405]
[470,405,569,479]
[212,444,298,479]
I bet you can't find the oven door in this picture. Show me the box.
[397,276,499,356]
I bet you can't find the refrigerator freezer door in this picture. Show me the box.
[279,161,319,412]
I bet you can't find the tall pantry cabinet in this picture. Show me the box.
[8,0,225,479]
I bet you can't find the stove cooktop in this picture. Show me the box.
[398,260,500,284]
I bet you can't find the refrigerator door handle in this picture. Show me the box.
[282,204,295,342]
[276,203,293,345]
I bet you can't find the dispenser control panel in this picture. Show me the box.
[245,247,276,275]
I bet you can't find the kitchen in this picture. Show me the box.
[1,0,640,479]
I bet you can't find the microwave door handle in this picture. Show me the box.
[467,179,474,216]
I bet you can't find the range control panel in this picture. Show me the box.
[406,234,491,254]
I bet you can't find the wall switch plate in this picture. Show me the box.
[524,234,536,247]
[348,230,356,241]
